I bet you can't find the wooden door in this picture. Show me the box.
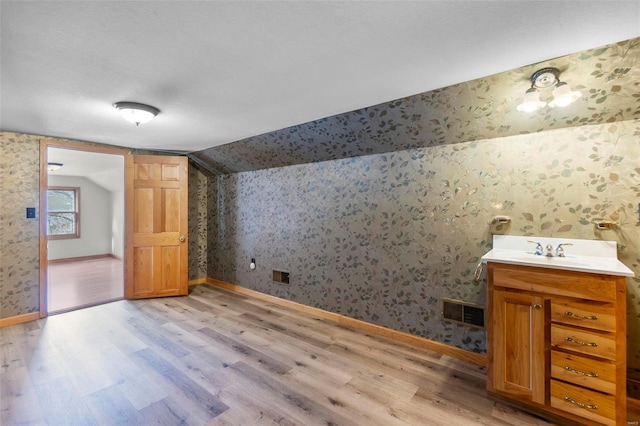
[125,155,188,299]
[491,290,546,404]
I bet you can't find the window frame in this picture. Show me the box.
[47,186,81,240]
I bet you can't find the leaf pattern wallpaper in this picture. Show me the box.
[188,165,209,280]
[208,120,640,364]
[200,38,640,374]
[0,133,40,317]
[1,38,639,384]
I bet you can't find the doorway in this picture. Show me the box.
[39,140,129,317]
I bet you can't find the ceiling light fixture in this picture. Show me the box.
[47,162,63,172]
[113,101,160,126]
[517,67,582,112]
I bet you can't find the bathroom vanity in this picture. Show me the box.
[482,236,634,426]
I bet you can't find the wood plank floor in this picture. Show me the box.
[1,284,559,425]
[47,257,123,314]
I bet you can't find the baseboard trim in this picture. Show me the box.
[48,253,117,264]
[0,312,40,328]
[188,277,210,286]
[202,278,487,366]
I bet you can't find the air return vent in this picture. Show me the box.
[441,299,485,328]
[272,269,290,285]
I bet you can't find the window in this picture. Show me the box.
[47,187,80,239]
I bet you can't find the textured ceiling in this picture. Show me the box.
[1,1,639,152]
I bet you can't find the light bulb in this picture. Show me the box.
[548,82,582,108]
[517,88,546,113]
[113,102,159,126]
[119,108,156,125]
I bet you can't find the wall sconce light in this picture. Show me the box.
[517,67,582,112]
[47,162,63,172]
[113,101,160,126]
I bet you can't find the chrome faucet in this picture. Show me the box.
[527,240,544,256]
[545,244,554,257]
[528,241,573,257]
[555,243,573,257]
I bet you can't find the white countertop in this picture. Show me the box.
[481,235,634,277]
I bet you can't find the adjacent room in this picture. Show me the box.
[1,2,639,425]
[46,148,125,314]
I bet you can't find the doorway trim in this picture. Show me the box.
[39,138,131,318]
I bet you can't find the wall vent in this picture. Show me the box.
[272,269,290,285]
[441,298,485,328]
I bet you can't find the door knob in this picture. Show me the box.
[179,236,185,242]
[533,304,542,310]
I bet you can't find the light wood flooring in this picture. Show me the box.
[47,257,123,314]
[1,284,560,425]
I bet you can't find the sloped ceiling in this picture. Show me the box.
[192,38,640,174]
[1,1,639,153]
[48,148,124,193]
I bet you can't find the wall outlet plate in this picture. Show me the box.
[26,207,36,218]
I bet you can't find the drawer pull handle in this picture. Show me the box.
[533,304,542,310]
[564,396,597,410]
[565,337,598,347]
[564,366,598,377]
[565,311,598,320]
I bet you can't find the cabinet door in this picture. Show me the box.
[492,290,545,404]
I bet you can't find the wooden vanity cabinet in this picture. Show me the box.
[487,262,627,426]
[490,289,546,404]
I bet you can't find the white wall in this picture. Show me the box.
[111,190,125,258]
[48,175,112,260]
[86,163,125,259]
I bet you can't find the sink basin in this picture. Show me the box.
[481,236,634,277]
[502,254,594,269]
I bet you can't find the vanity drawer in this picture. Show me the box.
[550,324,616,360]
[491,264,617,302]
[551,351,616,394]
[550,300,615,332]
[551,380,616,426]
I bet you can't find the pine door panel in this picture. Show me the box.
[133,247,154,296]
[126,155,188,299]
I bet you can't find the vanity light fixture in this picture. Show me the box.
[517,88,546,113]
[113,101,160,126]
[548,81,583,108]
[47,162,63,172]
[517,67,582,112]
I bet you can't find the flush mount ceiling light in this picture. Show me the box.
[517,67,582,112]
[113,101,160,126]
[47,162,63,172]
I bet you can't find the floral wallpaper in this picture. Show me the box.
[188,164,209,280]
[201,37,640,373]
[193,38,640,173]
[209,119,640,371]
[0,133,40,318]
